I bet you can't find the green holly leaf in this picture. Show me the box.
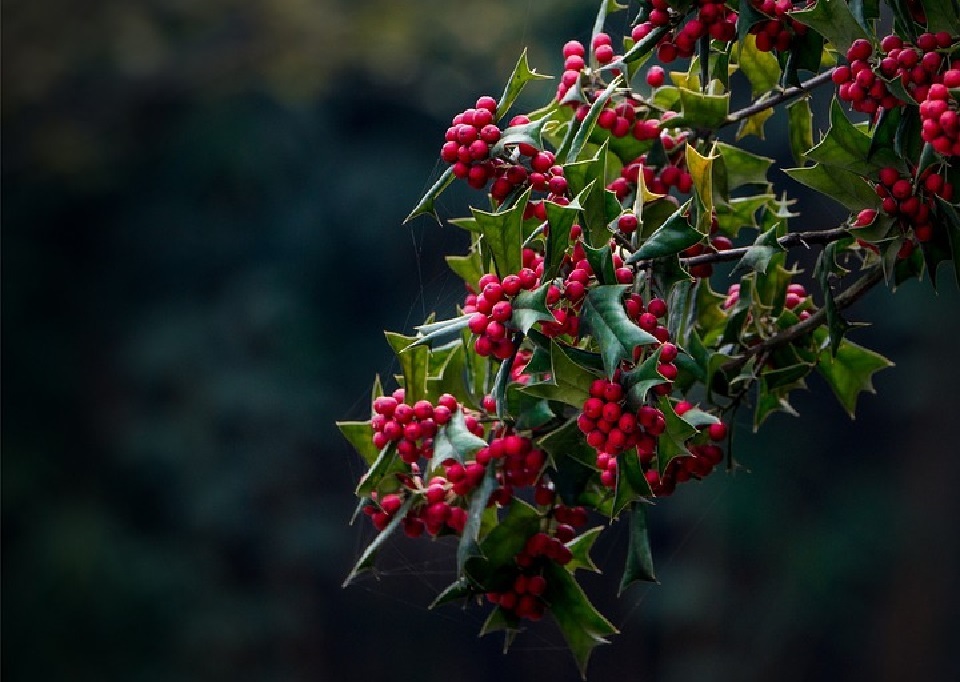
[618,502,657,595]
[733,224,786,276]
[431,408,489,471]
[506,385,555,430]
[496,48,553,121]
[786,97,814,166]
[355,442,407,498]
[385,332,431,405]
[686,144,716,227]
[919,0,960,34]
[337,420,379,466]
[736,107,775,141]
[543,190,584,281]
[679,408,721,429]
[868,106,908,172]
[512,283,555,334]
[816,243,857,357]
[934,197,960,289]
[715,142,774,191]
[627,201,701,262]
[780,25,824,87]
[566,76,623,164]
[343,495,416,587]
[429,577,475,609]
[465,498,541,589]
[446,249,487,290]
[457,463,500,575]
[733,33,781,97]
[521,340,598,407]
[783,164,881,212]
[754,376,804,431]
[813,328,893,418]
[408,314,473,350]
[738,0,771,39]
[405,167,455,224]
[656,396,697,476]
[580,285,659,378]
[806,98,884,177]
[674,86,730,130]
[473,187,530,279]
[564,145,621,248]
[622,346,669,411]
[584,242,618,285]
[612,449,653,519]
[491,117,550,158]
[849,0,881,29]
[565,526,603,574]
[788,0,870,55]
[542,560,619,679]
[539,417,598,471]
[715,194,775,238]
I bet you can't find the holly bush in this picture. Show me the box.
[338,0,960,677]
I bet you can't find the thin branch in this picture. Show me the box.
[722,67,837,129]
[720,265,885,375]
[681,225,852,267]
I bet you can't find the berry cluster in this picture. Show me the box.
[921,80,960,157]
[477,430,547,503]
[371,390,462,462]
[723,282,811,319]
[490,141,570,204]
[834,33,958,117]
[632,1,738,64]
[646,400,726,497]
[596,99,662,141]
[681,213,732,278]
[877,32,956,104]
[487,523,586,621]
[575,295,678,489]
[608,125,693,200]
[748,0,812,53]
[875,165,954,243]
[441,96,502,189]
[465,270,540,359]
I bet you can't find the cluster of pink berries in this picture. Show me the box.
[875,166,954,243]
[723,282,811,319]
[476,430,546,501]
[877,32,957,104]
[632,0,738,64]
[441,96,502,189]
[748,0,812,53]
[555,35,624,102]
[608,127,693,200]
[489,141,570,204]
[834,33,958,117]
[921,81,960,157]
[647,400,726,497]
[597,100,662,141]
[681,214,732,278]
[465,271,540,359]
[487,520,586,621]
[371,390,463,462]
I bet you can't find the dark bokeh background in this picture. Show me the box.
[4,2,959,680]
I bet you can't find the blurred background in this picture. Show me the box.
[3,1,959,680]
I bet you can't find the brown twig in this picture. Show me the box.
[681,225,852,267]
[722,67,837,129]
[719,265,885,375]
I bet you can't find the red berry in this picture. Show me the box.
[646,65,666,88]
[708,421,728,441]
